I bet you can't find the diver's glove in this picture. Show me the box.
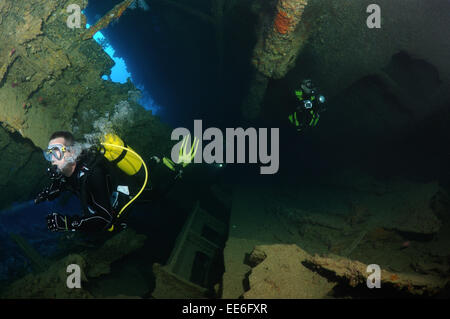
[35,166,65,204]
[46,213,77,232]
[162,134,199,179]
[35,185,61,204]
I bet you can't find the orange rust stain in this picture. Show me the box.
[390,274,399,281]
[274,9,293,34]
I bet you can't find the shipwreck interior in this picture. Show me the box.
[0,0,449,298]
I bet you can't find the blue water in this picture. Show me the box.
[0,196,81,282]
[86,23,161,115]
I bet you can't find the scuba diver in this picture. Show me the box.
[35,131,198,233]
[288,79,327,133]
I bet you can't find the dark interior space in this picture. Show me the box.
[1,0,449,300]
[83,0,258,130]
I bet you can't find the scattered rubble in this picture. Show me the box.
[2,228,146,298]
[243,244,335,298]
[241,243,449,298]
[306,254,449,296]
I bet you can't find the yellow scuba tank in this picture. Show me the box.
[99,133,149,231]
[101,133,142,176]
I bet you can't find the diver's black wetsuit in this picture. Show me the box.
[289,90,327,132]
[60,157,117,232]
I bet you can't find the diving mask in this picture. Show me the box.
[44,144,69,162]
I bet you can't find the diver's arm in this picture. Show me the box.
[35,168,67,204]
[35,182,63,204]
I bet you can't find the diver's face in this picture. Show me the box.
[47,137,76,177]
